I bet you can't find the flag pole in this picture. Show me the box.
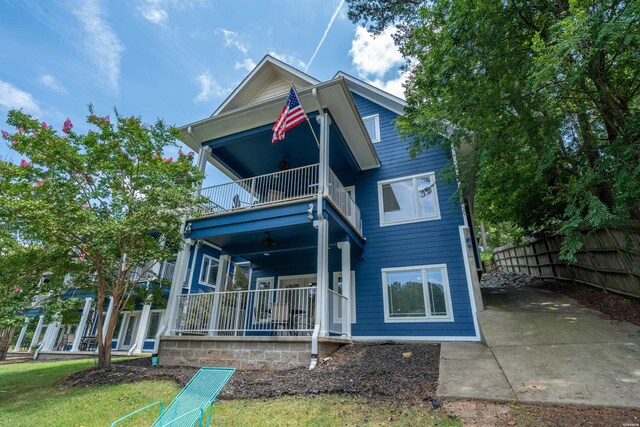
[291,82,320,148]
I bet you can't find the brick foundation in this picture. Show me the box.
[158,336,346,370]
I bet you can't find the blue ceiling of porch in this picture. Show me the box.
[205,113,359,179]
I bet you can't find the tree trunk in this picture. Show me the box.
[0,326,15,362]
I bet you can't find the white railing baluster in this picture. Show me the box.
[172,287,327,336]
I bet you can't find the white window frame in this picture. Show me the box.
[377,172,441,227]
[362,114,380,143]
[254,277,275,324]
[381,264,454,323]
[198,255,219,287]
[332,271,356,324]
[144,310,164,341]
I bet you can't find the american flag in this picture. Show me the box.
[272,86,307,144]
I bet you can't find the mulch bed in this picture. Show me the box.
[58,343,440,403]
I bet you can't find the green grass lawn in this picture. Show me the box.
[0,359,461,427]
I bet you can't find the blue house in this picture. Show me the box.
[157,56,483,369]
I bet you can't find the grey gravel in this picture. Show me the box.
[480,271,537,288]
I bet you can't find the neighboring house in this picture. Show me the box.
[10,261,175,357]
[157,55,483,369]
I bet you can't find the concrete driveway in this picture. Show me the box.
[438,287,640,408]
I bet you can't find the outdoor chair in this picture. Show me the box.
[110,367,235,427]
[270,301,290,335]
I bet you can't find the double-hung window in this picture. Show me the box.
[199,255,218,287]
[378,173,440,226]
[382,265,453,322]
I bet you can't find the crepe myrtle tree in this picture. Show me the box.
[0,230,80,361]
[0,107,203,368]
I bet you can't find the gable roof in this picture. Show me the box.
[212,55,320,116]
[333,71,406,116]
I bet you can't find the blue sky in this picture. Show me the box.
[0,0,406,186]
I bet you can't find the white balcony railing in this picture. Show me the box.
[327,289,348,336]
[327,169,362,234]
[197,163,362,234]
[199,164,319,215]
[173,287,318,336]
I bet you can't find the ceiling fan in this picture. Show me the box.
[260,231,277,248]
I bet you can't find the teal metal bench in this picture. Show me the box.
[111,367,236,427]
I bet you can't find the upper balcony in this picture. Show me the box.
[195,163,362,235]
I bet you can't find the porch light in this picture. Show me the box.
[263,253,270,256]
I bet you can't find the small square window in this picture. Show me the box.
[378,173,440,226]
[382,265,453,322]
[362,114,380,143]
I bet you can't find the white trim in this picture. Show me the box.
[459,226,481,339]
[377,172,441,227]
[362,114,380,143]
[381,264,454,323]
[343,185,355,202]
[351,335,481,342]
[332,271,356,323]
[187,244,199,291]
[333,71,406,115]
[213,55,320,116]
[200,240,223,251]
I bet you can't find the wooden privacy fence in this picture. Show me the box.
[489,227,640,299]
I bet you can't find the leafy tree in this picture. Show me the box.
[0,231,74,361]
[0,107,202,368]
[347,0,640,259]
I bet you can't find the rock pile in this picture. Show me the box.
[480,271,536,288]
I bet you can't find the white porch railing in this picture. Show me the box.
[199,164,319,215]
[159,260,176,281]
[328,169,362,234]
[327,289,348,336]
[173,287,318,336]
[197,163,362,234]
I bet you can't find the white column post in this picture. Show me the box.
[42,316,61,351]
[164,238,194,335]
[28,315,45,352]
[101,296,114,346]
[71,297,93,352]
[194,146,212,197]
[315,112,331,337]
[13,318,30,352]
[208,255,230,335]
[338,240,352,337]
[133,304,152,354]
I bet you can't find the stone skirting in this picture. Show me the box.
[158,336,347,370]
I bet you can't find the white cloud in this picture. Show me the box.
[268,51,306,69]
[367,71,408,99]
[138,0,168,24]
[71,0,124,92]
[349,26,403,79]
[234,58,256,73]
[218,29,248,55]
[39,74,67,93]
[194,70,227,103]
[138,0,205,25]
[0,81,41,115]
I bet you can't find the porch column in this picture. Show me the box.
[28,315,45,352]
[42,316,61,351]
[315,112,331,337]
[101,296,114,346]
[208,254,230,335]
[194,146,212,197]
[338,240,352,337]
[164,238,194,335]
[133,303,152,354]
[71,297,93,352]
[12,318,30,352]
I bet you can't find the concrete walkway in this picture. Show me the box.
[438,287,640,408]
